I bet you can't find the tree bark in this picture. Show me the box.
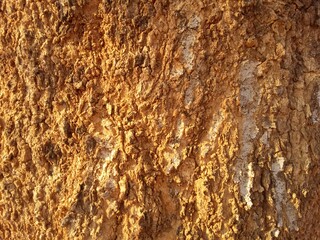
[0,0,320,239]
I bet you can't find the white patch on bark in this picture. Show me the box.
[99,149,118,181]
[170,67,184,78]
[174,15,202,106]
[164,118,186,173]
[272,157,285,228]
[182,33,196,71]
[181,15,201,72]
[176,118,185,139]
[234,60,259,210]
[272,157,298,231]
[184,77,199,107]
[164,150,181,174]
[200,113,223,158]
[208,114,223,140]
[184,82,194,106]
[311,86,320,123]
[261,131,269,146]
[188,15,201,29]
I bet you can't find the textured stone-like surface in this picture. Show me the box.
[0,0,320,239]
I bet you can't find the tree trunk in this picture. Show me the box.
[0,0,320,239]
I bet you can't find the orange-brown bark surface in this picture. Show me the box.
[0,0,320,239]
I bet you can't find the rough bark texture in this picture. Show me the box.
[0,0,320,239]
